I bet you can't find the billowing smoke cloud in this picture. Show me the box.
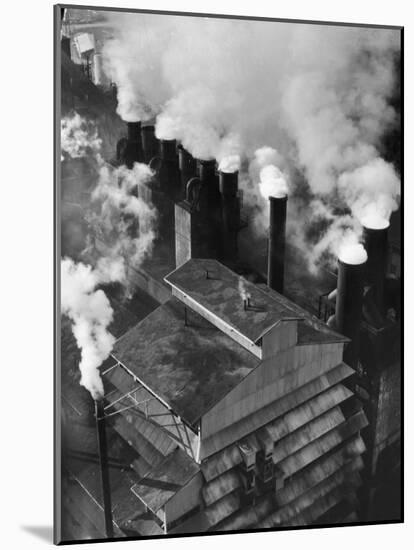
[218,154,241,174]
[61,257,125,400]
[61,112,158,397]
[102,14,400,271]
[88,162,157,271]
[61,113,102,159]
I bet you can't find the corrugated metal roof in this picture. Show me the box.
[259,469,361,527]
[277,412,367,479]
[165,259,300,344]
[216,495,274,532]
[201,445,242,482]
[201,364,354,457]
[131,448,200,513]
[106,387,178,457]
[104,364,199,456]
[204,492,241,527]
[202,470,241,506]
[272,407,345,466]
[106,402,166,469]
[112,297,259,426]
[275,439,365,507]
[266,384,352,443]
[103,367,178,459]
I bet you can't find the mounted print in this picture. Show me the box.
[54,4,403,544]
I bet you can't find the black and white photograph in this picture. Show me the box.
[55,4,402,544]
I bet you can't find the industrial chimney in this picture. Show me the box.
[95,398,114,539]
[335,248,367,368]
[141,124,159,164]
[150,139,181,198]
[362,220,389,316]
[123,121,143,168]
[219,170,240,262]
[178,145,197,195]
[267,195,287,294]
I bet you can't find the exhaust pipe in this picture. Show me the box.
[219,170,240,262]
[124,121,143,168]
[363,222,389,315]
[95,399,114,539]
[178,145,197,193]
[159,139,177,162]
[267,195,287,294]
[141,124,159,164]
[335,256,366,368]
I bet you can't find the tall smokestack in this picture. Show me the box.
[124,121,143,168]
[141,124,159,164]
[335,251,367,368]
[267,195,287,294]
[151,139,180,197]
[362,221,389,315]
[95,399,114,539]
[160,139,177,162]
[219,170,240,262]
[178,145,197,194]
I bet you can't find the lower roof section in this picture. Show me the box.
[112,297,259,427]
[131,447,200,513]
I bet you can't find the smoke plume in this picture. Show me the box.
[61,113,102,160]
[101,14,400,271]
[61,257,125,400]
[89,162,157,270]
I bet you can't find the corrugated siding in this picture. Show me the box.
[272,407,345,465]
[104,364,198,459]
[202,342,345,439]
[201,445,242,482]
[204,492,241,527]
[275,439,365,508]
[266,384,352,442]
[216,495,273,532]
[276,410,365,478]
[259,469,361,527]
[202,470,241,506]
[201,363,354,458]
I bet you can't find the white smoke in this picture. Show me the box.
[338,241,368,265]
[90,162,157,268]
[62,113,158,397]
[61,257,125,400]
[102,14,400,272]
[238,276,251,303]
[218,154,241,174]
[61,113,102,159]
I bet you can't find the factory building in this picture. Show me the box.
[60,31,401,537]
[101,258,367,533]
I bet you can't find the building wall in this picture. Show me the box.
[201,341,344,441]
[372,362,401,476]
[175,204,192,268]
[164,472,204,528]
[261,321,298,358]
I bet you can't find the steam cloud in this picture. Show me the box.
[238,276,251,304]
[61,112,158,398]
[102,14,400,270]
[61,113,102,159]
[61,257,125,400]
[88,162,157,272]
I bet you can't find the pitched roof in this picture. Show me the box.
[164,259,301,344]
[112,297,259,426]
[131,448,200,513]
